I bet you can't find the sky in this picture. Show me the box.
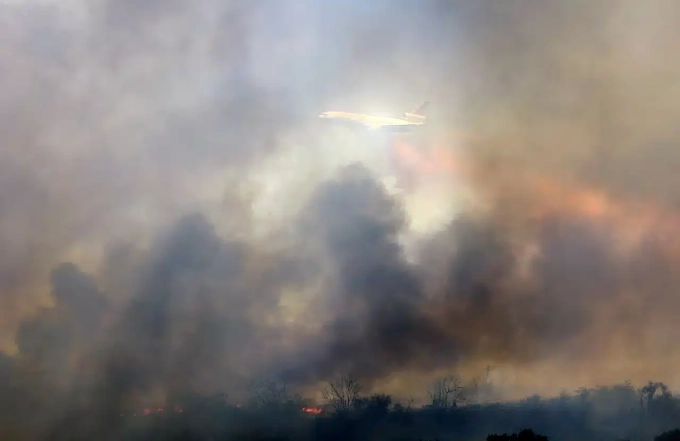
[1,0,680,425]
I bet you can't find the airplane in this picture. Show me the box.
[318,101,430,133]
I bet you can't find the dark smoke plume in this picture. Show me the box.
[1,1,680,436]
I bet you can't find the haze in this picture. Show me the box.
[1,0,680,431]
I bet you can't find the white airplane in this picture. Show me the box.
[318,101,430,133]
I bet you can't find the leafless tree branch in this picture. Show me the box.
[428,374,466,409]
[321,373,363,412]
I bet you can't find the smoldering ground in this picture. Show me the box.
[2,0,680,437]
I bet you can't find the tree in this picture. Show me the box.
[655,429,680,441]
[354,393,392,416]
[368,393,392,410]
[428,374,466,409]
[639,381,671,412]
[321,374,362,412]
[487,429,549,441]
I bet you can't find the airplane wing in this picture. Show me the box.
[360,116,420,129]
[371,124,420,133]
[365,121,424,134]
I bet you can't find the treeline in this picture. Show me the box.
[4,373,680,441]
[104,379,680,441]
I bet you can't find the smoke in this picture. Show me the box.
[1,0,680,435]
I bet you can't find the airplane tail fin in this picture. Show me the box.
[403,101,430,123]
[411,101,430,117]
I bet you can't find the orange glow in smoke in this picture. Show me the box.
[531,177,613,219]
[391,138,459,176]
[390,132,680,261]
[530,175,680,261]
[138,406,183,417]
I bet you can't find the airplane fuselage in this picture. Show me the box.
[318,102,429,133]
[320,111,422,125]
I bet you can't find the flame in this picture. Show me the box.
[301,406,323,414]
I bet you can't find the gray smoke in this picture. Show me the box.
[2,1,680,437]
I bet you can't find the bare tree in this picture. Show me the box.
[321,374,362,412]
[428,374,466,409]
